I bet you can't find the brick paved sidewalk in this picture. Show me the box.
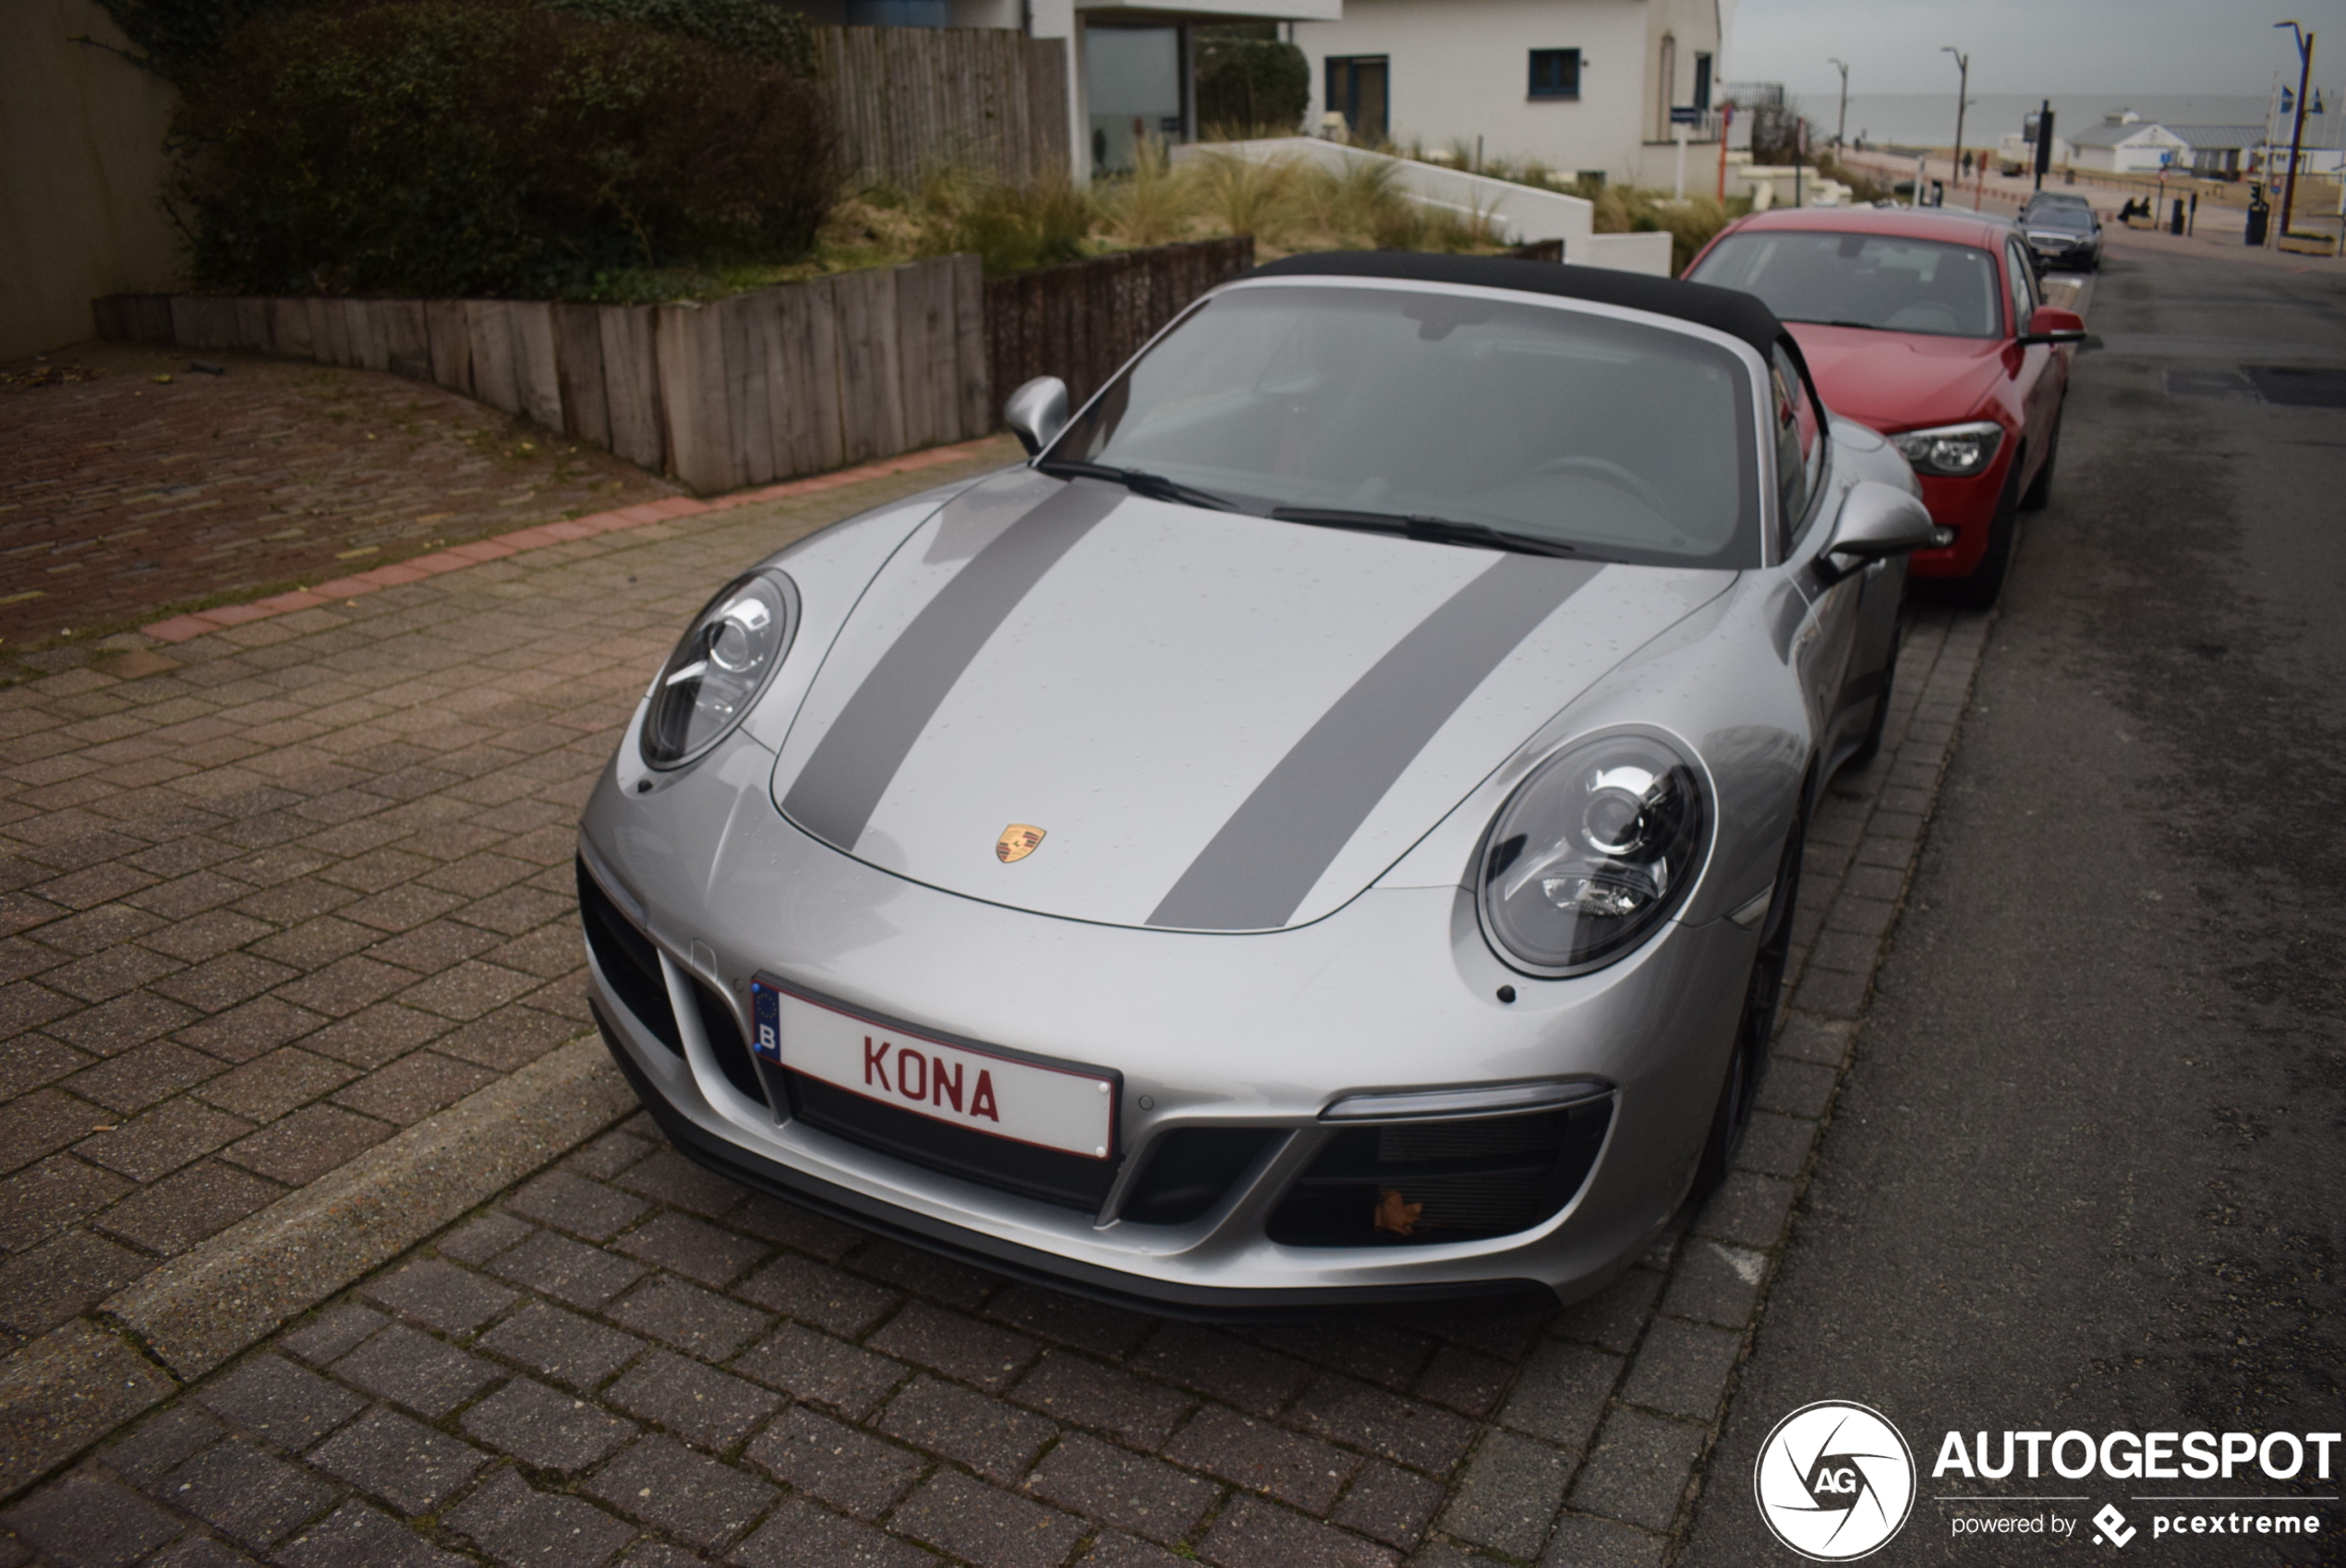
[0,580,1989,1566]
[0,442,1019,1369]
[0,340,675,649]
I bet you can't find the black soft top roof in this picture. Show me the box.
[1241,250,1787,360]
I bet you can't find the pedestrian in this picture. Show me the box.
[1960,150,1972,179]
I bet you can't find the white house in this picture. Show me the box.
[2066,112,2191,175]
[1291,0,1732,188]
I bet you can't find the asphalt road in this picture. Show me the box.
[1682,245,2346,1565]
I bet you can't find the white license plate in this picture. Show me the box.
[750,979,1116,1159]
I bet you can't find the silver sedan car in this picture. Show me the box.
[576,252,1932,1313]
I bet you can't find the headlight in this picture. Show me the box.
[1479,732,1710,976]
[1892,420,2004,477]
[640,571,796,768]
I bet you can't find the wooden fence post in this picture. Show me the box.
[833,265,905,464]
[381,301,429,380]
[507,301,564,429]
[553,303,611,451]
[466,301,521,415]
[599,305,665,475]
[951,254,989,440]
[425,301,473,397]
[656,301,740,494]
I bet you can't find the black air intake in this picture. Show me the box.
[577,857,680,1056]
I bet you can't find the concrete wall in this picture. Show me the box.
[1,0,184,360]
[1293,0,1657,183]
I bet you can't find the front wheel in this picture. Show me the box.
[2019,410,2062,512]
[1693,807,1805,1197]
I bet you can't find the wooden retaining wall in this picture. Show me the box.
[820,26,1070,192]
[95,257,988,496]
[982,235,1255,412]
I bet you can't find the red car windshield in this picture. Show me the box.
[1690,231,2002,341]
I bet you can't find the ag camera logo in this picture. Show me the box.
[1755,1401,1917,1561]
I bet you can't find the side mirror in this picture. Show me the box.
[1005,376,1070,457]
[2018,306,2086,346]
[1819,479,1937,582]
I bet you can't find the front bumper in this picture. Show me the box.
[578,730,1759,1310]
[1903,450,2015,579]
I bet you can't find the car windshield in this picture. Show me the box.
[2025,206,2093,231]
[1688,231,2004,340]
[1045,284,1760,568]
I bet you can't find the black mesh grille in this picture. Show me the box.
[577,857,680,1055]
[780,1069,1119,1213]
[1266,1098,1613,1248]
[1118,1128,1280,1226]
[687,972,768,1109]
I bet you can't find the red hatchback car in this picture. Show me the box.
[1687,207,2085,606]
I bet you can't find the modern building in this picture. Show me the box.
[1291,0,1733,188]
[2065,112,2190,175]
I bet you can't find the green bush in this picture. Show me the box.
[168,0,838,297]
[939,177,1095,277]
[1196,37,1309,138]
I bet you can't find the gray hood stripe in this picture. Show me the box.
[1146,555,1603,932]
[782,479,1119,850]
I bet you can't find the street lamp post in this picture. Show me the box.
[1942,46,1969,196]
[1829,56,1849,149]
[2276,22,2316,246]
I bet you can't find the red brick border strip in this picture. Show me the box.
[141,438,1009,644]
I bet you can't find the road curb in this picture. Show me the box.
[0,1032,635,1502]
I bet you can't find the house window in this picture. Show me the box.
[1326,56,1389,143]
[1693,53,1712,112]
[1529,49,1580,101]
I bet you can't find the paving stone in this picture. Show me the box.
[149,1538,265,1568]
[1550,1270,1663,1356]
[277,1500,474,1568]
[76,1097,251,1183]
[727,1194,862,1260]
[61,1041,224,1115]
[1566,1409,1707,1534]
[616,1546,708,1568]
[300,1004,448,1069]
[1411,1345,1512,1419]
[613,1212,767,1288]
[1165,1405,1355,1514]
[490,1227,650,1309]
[308,1405,488,1513]
[175,996,323,1064]
[1619,1318,1742,1421]
[1075,1532,1188,1568]
[1199,1495,1400,1568]
[162,1438,343,1548]
[726,1497,929,1568]
[1131,1323,1309,1419]
[865,1300,1039,1393]
[1289,1375,1477,1476]
[563,1129,653,1181]
[0,1228,148,1335]
[1010,1350,1192,1450]
[847,1237,1001,1310]
[440,1210,535,1266]
[890,1468,1085,1568]
[732,1253,899,1337]
[1692,1172,1796,1250]
[96,1157,281,1252]
[607,1273,768,1361]
[283,1304,387,1368]
[605,1348,782,1450]
[1498,1340,1626,1452]
[612,1150,749,1220]
[1753,1057,1839,1120]
[198,1353,367,1448]
[333,1323,500,1417]
[982,1284,1154,1358]
[743,1405,924,1519]
[192,1047,357,1121]
[1329,1461,1445,1550]
[0,1152,129,1252]
[1733,1110,1817,1181]
[3,1472,182,1568]
[731,1322,903,1418]
[448,1469,635,1568]
[1537,1514,1669,1567]
[462,1377,638,1473]
[1026,1431,1216,1543]
[584,1435,776,1550]
[481,1300,646,1392]
[1660,1240,1770,1330]
[102,1405,226,1487]
[877,1373,1056,1482]
[362,1257,518,1334]
[332,1051,496,1125]
[1439,1429,1574,1557]
[221,1103,394,1184]
[1250,1323,1436,1393]
[506,1169,652,1240]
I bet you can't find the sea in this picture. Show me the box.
[1787,92,2302,151]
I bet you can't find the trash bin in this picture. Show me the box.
[2171,199,2186,235]
[2246,196,2270,247]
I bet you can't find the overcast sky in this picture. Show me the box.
[1727,0,2346,100]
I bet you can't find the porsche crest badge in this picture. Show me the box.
[996,825,1046,863]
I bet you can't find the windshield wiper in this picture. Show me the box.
[1784,317,1884,331]
[1268,507,1579,558]
[1036,459,1240,512]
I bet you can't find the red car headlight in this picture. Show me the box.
[1892,421,2004,477]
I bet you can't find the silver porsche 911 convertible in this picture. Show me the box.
[576,251,1933,1313]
